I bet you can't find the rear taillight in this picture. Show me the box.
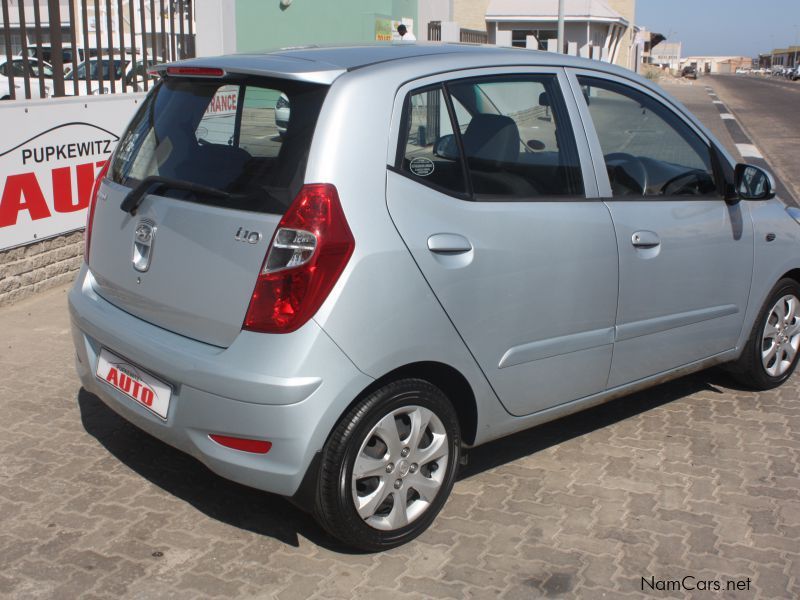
[84,160,110,264]
[243,184,354,334]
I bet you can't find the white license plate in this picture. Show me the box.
[95,349,172,419]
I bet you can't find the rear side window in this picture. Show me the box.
[396,74,584,200]
[447,75,584,198]
[399,86,466,195]
[110,76,328,214]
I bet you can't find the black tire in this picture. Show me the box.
[729,278,800,390]
[313,379,460,551]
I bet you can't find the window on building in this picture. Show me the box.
[511,29,557,50]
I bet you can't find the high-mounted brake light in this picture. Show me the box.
[166,66,225,77]
[84,160,110,264]
[243,184,355,334]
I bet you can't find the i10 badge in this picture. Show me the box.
[95,349,172,419]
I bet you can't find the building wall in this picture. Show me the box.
[605,0,635,68]
[234,0,418,51]
[682,56,753,74]
[650,41,682,69]
[195,0,237,56]
[419,0,453,40]
[0,232,83,306]
[453,0,489,32]
[493,21,616,59]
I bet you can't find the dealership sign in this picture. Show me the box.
[0,94,145,250]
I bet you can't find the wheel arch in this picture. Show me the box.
[291,360,478,512]
[779,268,800,287]
[352,361,479,447]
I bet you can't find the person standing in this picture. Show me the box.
[397,24,416,41]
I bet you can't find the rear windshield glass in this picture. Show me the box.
[110,76,328,214]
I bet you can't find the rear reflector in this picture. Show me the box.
[209,434,272,454]
[166,66,225,77]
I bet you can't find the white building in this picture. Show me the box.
[650,41,682,70]
[484,0,635,67]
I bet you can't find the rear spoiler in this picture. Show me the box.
[148,59,345,86]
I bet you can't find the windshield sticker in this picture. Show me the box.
[409,157,434,177]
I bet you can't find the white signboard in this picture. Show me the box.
[0,93,146,250]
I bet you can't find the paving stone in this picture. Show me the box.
[4,111,800,600]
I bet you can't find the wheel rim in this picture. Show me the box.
[761,294,800,377]
[351,405,449,531]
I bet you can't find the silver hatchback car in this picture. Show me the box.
[69,44,800,550]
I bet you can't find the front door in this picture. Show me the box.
[570,72,754,387]
[386,69,619,416]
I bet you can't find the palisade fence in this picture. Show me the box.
[427,21,488,44]
[0,0,194,99]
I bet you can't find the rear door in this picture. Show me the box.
[386,68,619,417]
[568,71,754,387]
[89,74,328,347]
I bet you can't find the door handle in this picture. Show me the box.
[427,233,472,254]
[631,230,661,249]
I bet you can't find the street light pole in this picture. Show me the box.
[557,0,565,53]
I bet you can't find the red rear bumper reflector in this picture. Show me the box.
[209,434,272,454]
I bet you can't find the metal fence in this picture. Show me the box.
[427,21,441,42]
[459,28,487,44]
[1,0,194,100]
[427,22,488,44]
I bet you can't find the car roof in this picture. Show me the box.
[159,42,639,85]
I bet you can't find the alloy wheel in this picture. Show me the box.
[350,405,449,531]
[761,294,800,377]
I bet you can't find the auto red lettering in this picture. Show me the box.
[76,163,97,209]
[52,162,96,213]
[140,387,154,407]
[118,372,132,393]
[106,367,119,386]
[130,380,142,399]
[0,172,51,227]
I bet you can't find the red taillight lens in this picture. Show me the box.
[84,160,110,264]
[243,184,355,334]
[209,434,272,454]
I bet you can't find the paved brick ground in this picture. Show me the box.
[2,83,800,599]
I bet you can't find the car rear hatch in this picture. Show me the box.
[88,65,332,347]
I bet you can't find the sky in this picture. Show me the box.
[636,0,800,57]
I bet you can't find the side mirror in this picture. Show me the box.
[735,163,776,200]
[433,134,458,160]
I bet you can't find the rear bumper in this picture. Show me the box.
[68,265,372,497]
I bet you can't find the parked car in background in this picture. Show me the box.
[681,65,697,79]
[791,65,800,81]
[22,44,85,66]
[63,55,158,95]
[0,57,54,99]
[275,92,290,135]
[70,44,800,551]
